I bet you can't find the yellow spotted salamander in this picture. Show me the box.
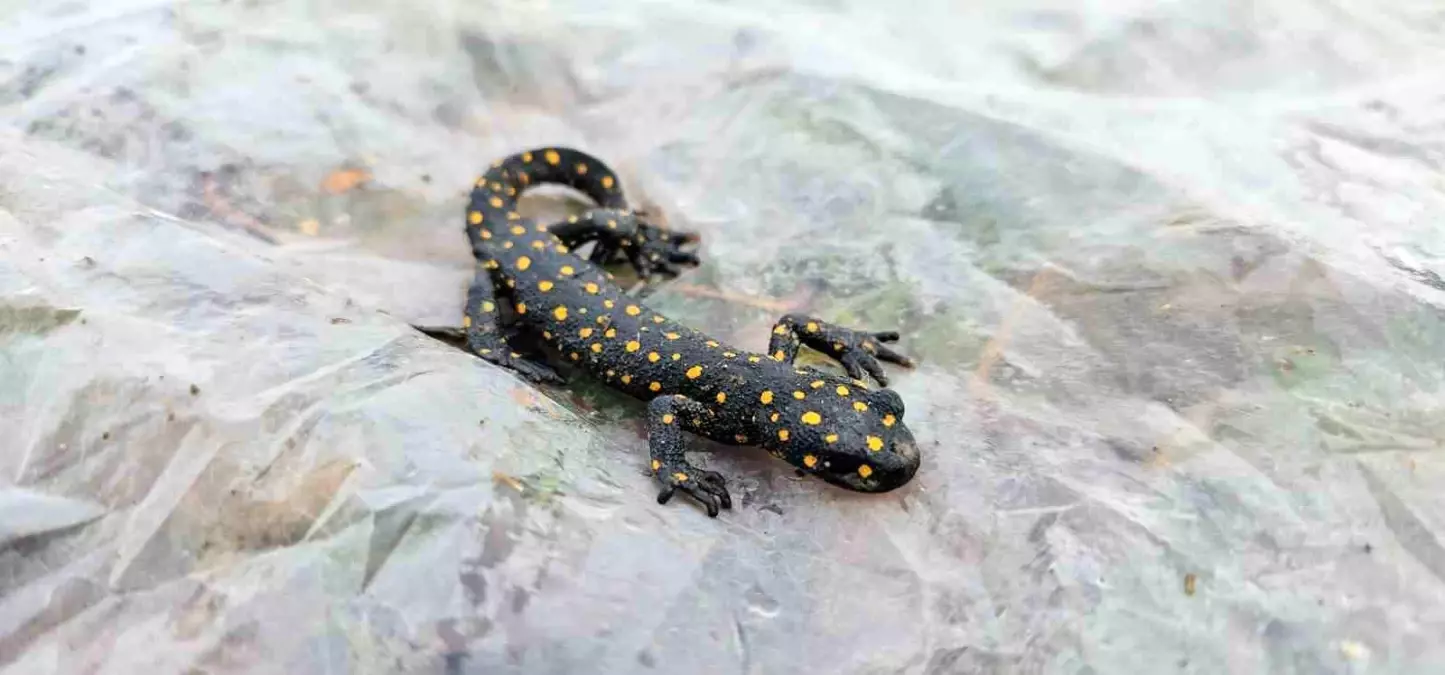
[425,147,919,517]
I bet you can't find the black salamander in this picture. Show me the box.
[431,147,919,516]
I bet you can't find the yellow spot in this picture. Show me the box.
[723,351,736,358]
[858,465,873,478]
[601,175,615,189]
[883,414,896,427]
[469,211,482,224]
[484,259,499,270]
[854,401,869,412]
[852,379,869,389]
[570,352,579,360]
[867,436,883,452]
[748,356,761,363]
[606,369,615,377]
[519,173,530,185]
[480,230,492,239]
[662,414,674,424]
[836,385,851,396]
[604,299,615,309]
[553,306,569,320]
[778,429,790,441]
[834,343,845,351]
[773,350,786,361]
[716,392,727,404]
[626,305,641,316]
[773,325,787,335]
[705,340,719,348]
[792,391,805,400]
[522,152,533,162]
[803,455,817,468]
[760,391,774,404]
[672,353,681,361]
[584,282,600,294]
[502,241,513,249]
[605,328,617,338]
[490,182,502,191]
[651,459,661,471]
[806,322,818,332]
[825,433,838,444]
[649,381,662,392]
[596,315,608,324]
[511,225,526,235]
[536,223,548,232]
[665,332,680,340]
[653,316,666,324]
[544,149,560,165]
[770,412,780,422]
[686,365,703,379]
[481,301,495,312]
[490,196,503,208]
[508,212,521,221]
[515,302,527,314]
[480,348,491,355]
[560,265,575,276]
[538,280,554,292]
[517,256,531,270]
[592,343,602,353]
[810,380,824,389]
[579,327,593,338]
[462,315,472,328]
[531,240,545,249]
[801,411,822,425]
[543,331,552,340]
[626,341,641,352]
[621,375,632,384]
[575,162,588,175]
[735,434,747,443]
[648,352,660,363]
[556,244,569,253]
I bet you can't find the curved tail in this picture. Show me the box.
[466,147,630,233]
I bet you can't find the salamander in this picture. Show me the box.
[424,147,919,517]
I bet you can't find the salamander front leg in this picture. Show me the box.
[766,314,914,386]
[548,209,700,280]
[647,395,732,517]
[417,266,565,385]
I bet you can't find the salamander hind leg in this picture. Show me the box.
[648,395,732,517]
[419,266,565,385]
[766,314,914,386]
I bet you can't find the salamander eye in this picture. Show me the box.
[871,389,904,416]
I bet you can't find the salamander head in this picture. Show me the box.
[760,376,919,493]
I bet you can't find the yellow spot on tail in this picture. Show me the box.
[560,265,575,276]
[723,351,736,358]
[604,299,615,309]
[649,381,662,392]
[469,211,482,224]
[806,322,818,332]
[662,414,674,424]
[748,356,761,363]
[867,436,883,452]
[601,175,615,189]
[575,162,588,175]
[502,241,513,249]
[651,459,661,471]
[621,305,640,316]
[648,352,660,362]
[810,380,824,389]
[778,429,790,441]
[801,411,822,425]
[544,149,560,165]
[591,343,602,353]
[825,433,838,443]
[760,391,774,404]
[672,353,681,361]
[517,256,531,270]
[854,401,869,412]
[705,340,719,348]
[803,454,817,468]
[515,303,527,314]
[462,315,472,328]
[792,391,805,400]
[584,282,599,294]
[770,412,780,422]
[686,365,703,379]
[605,328,617,338]
[553,306,570,321]
[480,229,492,239]
[665,332,680,340]
[716,392,727,403]
[858,465,873,478]
[522,151,533,162]
[579,327,593,338]
[481,301,495,312]
[511,225,526,235]
[836,385,851,396]
[489,196,503,208]
[883,413,896,427]
[531,240,545,249]
[654,316,666,324]
[626,341,640,352]
[621,374,632,384]
[538,280,554,292]
[773,325,787,335]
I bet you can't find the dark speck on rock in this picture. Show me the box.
[189,384,200,396]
